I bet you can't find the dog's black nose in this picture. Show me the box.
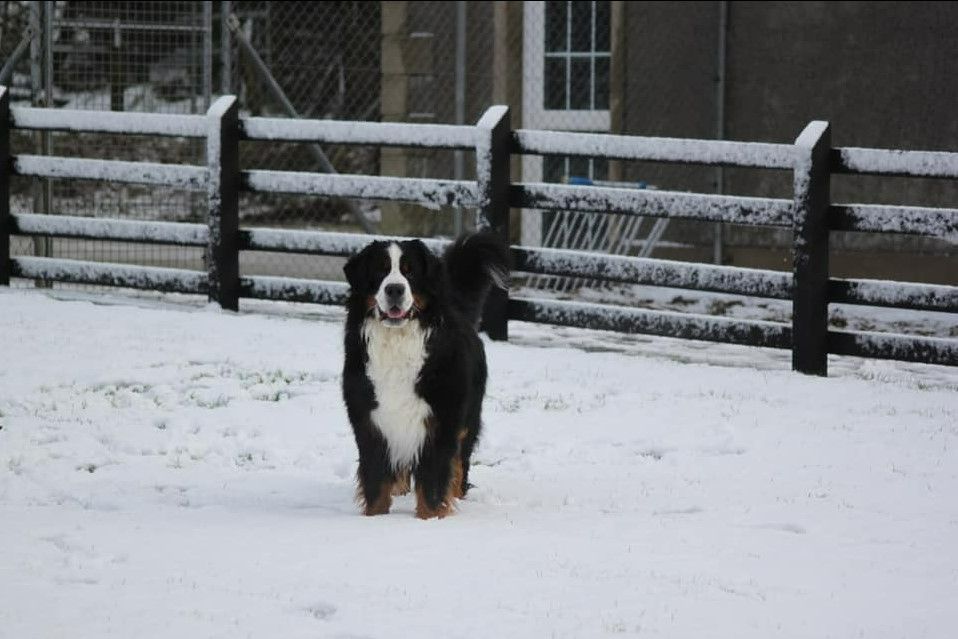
[384,283,405,299]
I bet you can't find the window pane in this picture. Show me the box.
[595,1,610,52]
[594,57,609,110]
[570,1,591,52]
[592,158,609,181]
[569,156,589,180]
[545,57,567,109]
[545,1,567,52]
[543,156,566,183]
[570,58,591,109]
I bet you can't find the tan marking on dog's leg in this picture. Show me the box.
[414,449,466,519]
[360,479,393,516]
[452,428,468,498]
[450,454,465,500]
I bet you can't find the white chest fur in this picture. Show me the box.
[362,318,433,470]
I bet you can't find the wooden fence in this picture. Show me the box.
[1,87,956,375]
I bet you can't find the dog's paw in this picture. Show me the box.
[415,498,455,520]
[414,483,456,519]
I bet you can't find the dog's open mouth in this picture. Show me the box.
[378,306,415,323]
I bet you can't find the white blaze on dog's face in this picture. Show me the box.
[375,243,414,327]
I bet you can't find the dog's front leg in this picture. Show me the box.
[355,429,394,516]
[413,422,462,519]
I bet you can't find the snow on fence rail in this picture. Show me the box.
[830,147,958,179]
[11,256,208,294]
[240,117,477,149]
[512,182,793,226]
[9,106,208,138]
[1,87,955,374]
[509,296,793,350]
[10,213,209,246]
[13,155,209,190]
[830,204,958,239]
[512,129,797,168]
[242,171,479,210]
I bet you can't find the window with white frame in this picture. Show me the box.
[544,1,610,112]
[521,1,613,247]
[523,1,611,131]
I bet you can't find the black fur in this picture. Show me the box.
[341,232,510,517]
[443,232,511,328]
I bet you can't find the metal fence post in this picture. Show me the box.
[0,87,9,286]
[475,105,511,340]
[792,121,831,375]
[207,95,240,311]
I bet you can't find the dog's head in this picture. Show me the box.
[343,239,442,327]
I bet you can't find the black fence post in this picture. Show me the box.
[475,105,511,340]
[792,121,831,375]
[206,95,240,311]
[0,86,9,287]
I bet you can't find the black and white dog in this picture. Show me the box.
[341,233,509,518]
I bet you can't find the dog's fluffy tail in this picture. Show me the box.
[443,231,511,327]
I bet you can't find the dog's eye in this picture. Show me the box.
[400,259,411,275]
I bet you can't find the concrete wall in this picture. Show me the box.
[618,1,958,255]
[724,1,958,207]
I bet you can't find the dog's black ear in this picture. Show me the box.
[408,239,441,280]
[343,246,369,290]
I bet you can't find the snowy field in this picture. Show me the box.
[1,288,957,638]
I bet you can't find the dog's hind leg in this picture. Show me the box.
[454,427,474,499]
[458,397,484,498]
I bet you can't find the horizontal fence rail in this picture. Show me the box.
[512,183,794,226]
[10,106,208,138]
[240,117,477,149]
[830,203,958,238]
[240,228,447,256]
[829,278,958,313]
[10,212,209,246]
[240,275,349,305]
[11,256,208,294]
[12,155,209,189]
[2,87,955,375]
[828,330,958,367]
[513,129,797,168]
[242,171,480,209]
[831,147,958,179]
[509,297,793,350]
[512,246,794,299]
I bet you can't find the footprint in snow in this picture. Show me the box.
[305,602,337,620]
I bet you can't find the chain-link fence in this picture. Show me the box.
[5,1,955,295]
[228,1,380,279]
[4,1,212,283]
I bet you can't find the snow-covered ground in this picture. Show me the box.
[1,288,956,638]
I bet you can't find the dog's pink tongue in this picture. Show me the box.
[386,307,405,319]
